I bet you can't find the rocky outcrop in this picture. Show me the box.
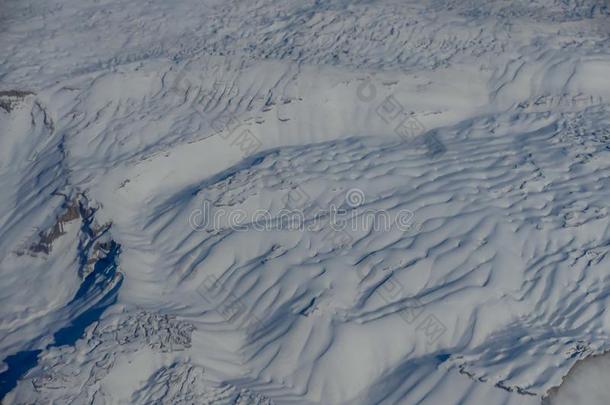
[0,90,34,112]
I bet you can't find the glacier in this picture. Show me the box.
[1,0,610,403]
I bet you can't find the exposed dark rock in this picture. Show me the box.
[0,90,34,112]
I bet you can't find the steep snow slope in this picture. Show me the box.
[1,0,610,403]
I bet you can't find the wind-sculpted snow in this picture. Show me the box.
[2,0,610,403]
[1,0,609,88]
[143,107,610,403]
[7,311,195,403]
[8,105,610,403]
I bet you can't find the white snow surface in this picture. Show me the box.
[1,0,610,403]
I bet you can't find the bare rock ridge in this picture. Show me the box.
[0,90,34,113]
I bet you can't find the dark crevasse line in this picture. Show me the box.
[0,242,122,400]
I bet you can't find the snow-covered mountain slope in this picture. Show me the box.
[1,0,610,403]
